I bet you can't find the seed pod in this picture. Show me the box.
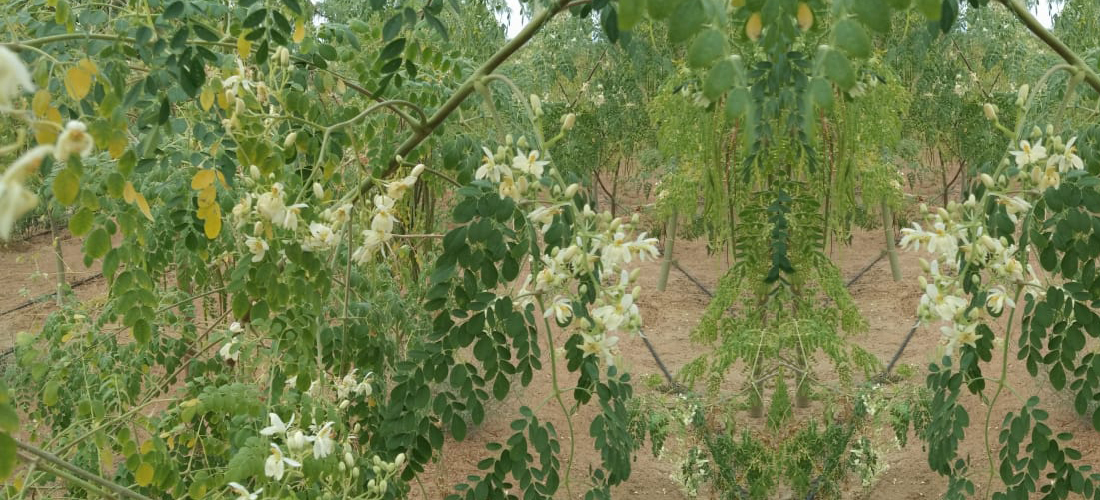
[797,3,813,31]
[746,12,763,41]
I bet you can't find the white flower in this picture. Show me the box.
[579,333,619,365]
[475,147,510,182]
[593,293,638,331]
[986,286,1014,314]
[260,412,293,436]
[601,232,632,269]
[230,321,244,333]
[287,430,309,452]
[218,338,240,361]
[498,174,527,201]
[1011,140,1047,167]
[941,322,979,357]
[275,203,307,231]
[997,195,1031,224]
[322,203,352,227]
[919,283,967,322]
[232,195,253,229]
[54,121,94,161]
[371,195,397,234]
[1047,137,1084,173]
[246,236,269,262]
[255,190,286,223]
[0,145,53,240]
[386,175,418,200]
[527,205,561,233]
[628,233,660,262]
[264,444,300,480]
[302,222,338,252]
[312,422,336,459]
[1031,165,1060,191]
[227,482,262,500]
[0,47,34,110]
[512,150,548,177]
[544,296,573,324]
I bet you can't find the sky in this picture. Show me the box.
[494,0,1059,38]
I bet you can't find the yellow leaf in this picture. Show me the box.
[34,108,62,145]
[31,90,51,116]
[203,212,222,239]
[123,181,137,204]
[197,202,217,219]
[191,169,216,190]
[216,90,229,110]
[197,184,216,206]
[199,86,214,111]
[134,463,154,487]
[215,170,228,188]
[99,445,114,471]
[140,440,154,455]
[64,66,92,100]
[78,58,98,76]
[166,435,175,451]
[107,136,127,159]
[237,33,252,60]
[134,193,154,222]
[293,19,306,43]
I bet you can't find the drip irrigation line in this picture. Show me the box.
[0,272,103,317]
[639,329,679,389]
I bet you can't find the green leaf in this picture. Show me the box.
[834,19,872,58]
[668,0,705,44]
[703,59,735,101]
[618,0,645,31]
[915,0,942,21]
[43,380,59,406]
[0,433,15,481]
[647,0,682,20]
[84,227,111,259]
[451,416,467,441]
[725,87,749,121]
[823,49,856,90]
[853,0,891,33]
[810,77,834,109]
[687,29,725,69]
[68,208,94,236]
[53,168,80,206]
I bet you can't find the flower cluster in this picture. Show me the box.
[479,141,659,367]
[898,126,1077,358]
[351,164,425,264]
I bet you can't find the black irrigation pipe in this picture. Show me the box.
[0,272,103,317]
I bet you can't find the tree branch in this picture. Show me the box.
[997,0,1100,93]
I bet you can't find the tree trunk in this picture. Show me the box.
[656,210,678,292]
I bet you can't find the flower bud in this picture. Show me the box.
[1016,84,1029,107]
[338,462,347,472]
[982,103,997,121]
[256,82,269,104]
[379,479,388,491]
[564,183,579,198]
[517,136,529,149]
[284,131,298,149]
[344,451,355,467]
[980,173,995,188]
[368,479,376,490]
[339,399,350,409]
[1030,125,1042,140]
[632,286,642,298]
[631,213,640,224]
[235,97,245,116]
[313,182,324,199]
[249,164,262,180]
[505,134,514,146]
[1046,124,1054,136]
[280,47,291,67]
[561,113,576,131]
[352,467,360,478]
[226,88,236,103]
[629,268,641,282]
[411,164,426,177]
[395,453,406,467]
[288,430,308,451]
[530,94,543,117]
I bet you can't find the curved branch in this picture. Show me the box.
[349,0,576,205]
[997,0,1100,93]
